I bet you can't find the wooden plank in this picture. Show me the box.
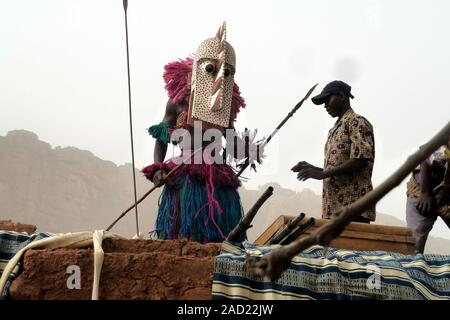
[285,215,413,236]
[255,215,417,254]
[321,236,414,254]
[301,227,416,244]
[254,216,286,245]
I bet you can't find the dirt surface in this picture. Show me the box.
[9,238,221,300]
[0,219,37,234]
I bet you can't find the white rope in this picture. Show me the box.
[0,230,123,299]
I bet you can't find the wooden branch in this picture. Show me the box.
[227,186,274,242]
[246,121,450,282]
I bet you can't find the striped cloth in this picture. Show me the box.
[0,230,51,299]
[212,241,450,300]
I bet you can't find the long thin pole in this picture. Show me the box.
[122,0,139,236]
[236,83,318,177]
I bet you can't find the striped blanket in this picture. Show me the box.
[212,241,450,300]
[0,230,51,299]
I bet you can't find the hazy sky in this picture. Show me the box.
[1,0,449,238]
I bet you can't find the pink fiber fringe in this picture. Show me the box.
[163,57,193,106]
[142,161,241,189]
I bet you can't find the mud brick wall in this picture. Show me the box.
[0,220,37,234]
[9,239,221,300]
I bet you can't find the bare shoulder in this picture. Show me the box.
[163,99,185,124]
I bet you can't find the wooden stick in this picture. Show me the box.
[246,121,450,281]
[105,148,203,231]
[278,217,315,246]
[268,213,305,245]
[227,186,274,242]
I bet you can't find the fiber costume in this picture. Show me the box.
[143,23,246,243]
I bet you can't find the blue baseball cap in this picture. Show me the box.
[311,80,354,105]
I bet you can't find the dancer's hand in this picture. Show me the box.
[152,170,165,187]
[152,170,175,188]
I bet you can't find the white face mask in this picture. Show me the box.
[187,22,236,130]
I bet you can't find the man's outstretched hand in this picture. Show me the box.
[291,161,325,181]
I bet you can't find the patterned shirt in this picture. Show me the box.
[322,108,376,221]
[406,145,450,198]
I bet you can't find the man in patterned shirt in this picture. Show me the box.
[292,80,376,223]
[406,143,450,253]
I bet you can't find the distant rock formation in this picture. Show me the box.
[1,130,449,253]
[0,130,154,237]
